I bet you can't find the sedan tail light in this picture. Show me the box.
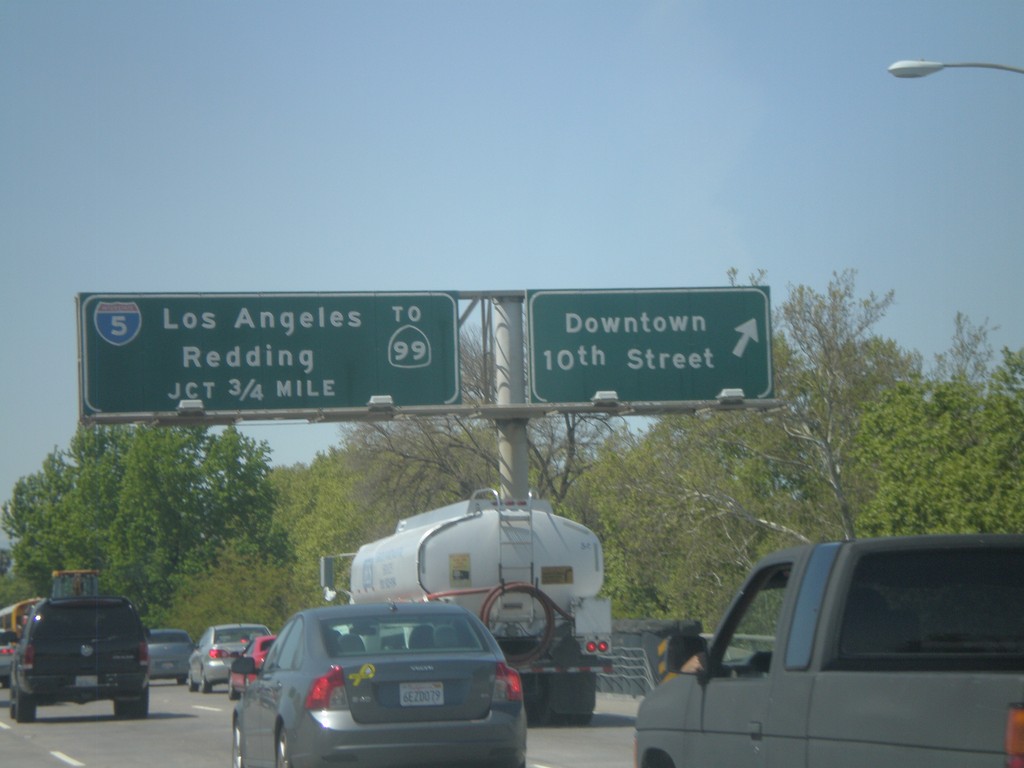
[209,648,229,659]
[1007,704,1024,768]
[305,666,349,711]
[493,662,523,702]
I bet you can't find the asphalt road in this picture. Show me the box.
[0,681,640,768]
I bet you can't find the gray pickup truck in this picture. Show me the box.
[634,534,1024,768]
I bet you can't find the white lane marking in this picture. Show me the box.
[0,720,10,730]
[51,752,86,767]
[192,705,223,712]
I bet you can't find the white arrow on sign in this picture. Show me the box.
[732,319,759,357]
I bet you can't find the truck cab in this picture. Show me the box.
[636,535,1024,768]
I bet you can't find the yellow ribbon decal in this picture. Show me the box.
[349,663,376,687]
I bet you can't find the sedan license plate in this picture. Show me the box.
[75,675,98,687]
[399,681,444,707]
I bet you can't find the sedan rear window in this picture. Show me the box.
[321,615,486,657]
[215,626,269,644]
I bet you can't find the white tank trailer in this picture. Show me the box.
[347,490,613,724]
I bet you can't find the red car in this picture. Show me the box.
[227,634,275,700]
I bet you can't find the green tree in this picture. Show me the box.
[163,542,294,640]
[270,450,371,604]
[774,270,920,538]
[856,348,1024,536]
[567,409,821,624]
[2,426,135,594]
[110,426,281,624]
[1,425,282,626]
[0,572,40,608]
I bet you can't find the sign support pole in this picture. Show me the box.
[494,295,529,499]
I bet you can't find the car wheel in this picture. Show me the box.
[13,687,36,724]
[232,719,246,768]
[201,673,213,693]
[228,684,240,701]
[275,727,290,768]
[187,668,199,692]
[176,675,187,685]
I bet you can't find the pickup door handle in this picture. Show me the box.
[748,721,763,740]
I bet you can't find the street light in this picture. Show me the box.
[888,60,1024,78]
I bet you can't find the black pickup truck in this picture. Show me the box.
[10,595,150,722]
[634,534,1024,768]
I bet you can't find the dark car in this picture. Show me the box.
[189,622,271,693]
[231,601,527,768]
[228,634,276,700]
[147,628,193,684]
[9,596,150,723]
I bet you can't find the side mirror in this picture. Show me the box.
[663,631,710,683]
[231,656,257,675]
[663,630,704,671]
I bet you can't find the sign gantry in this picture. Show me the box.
[77,288,777,427]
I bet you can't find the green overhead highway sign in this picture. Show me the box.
[78,292,460,420]
[527,287,773,403]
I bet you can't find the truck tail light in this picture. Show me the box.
[305,666,349,710]
[139,641,149,667]
[1007,704,1024,768]
[585,639,610,653]
[493,662,523,702]
[23,644,35,670]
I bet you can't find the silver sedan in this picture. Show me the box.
[231,602,526,768]
[189,623,271,693]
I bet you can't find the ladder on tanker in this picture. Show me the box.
[472,489,536,588]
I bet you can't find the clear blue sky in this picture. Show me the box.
[2,1,1022,509]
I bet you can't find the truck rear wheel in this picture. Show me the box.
[13,688,36,723]
[114,689,149,719]
[524,671,597,726]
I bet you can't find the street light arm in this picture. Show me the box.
[888,59,1024,78]
[943,62,1024,76]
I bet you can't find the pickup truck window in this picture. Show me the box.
[833,547,1024,671]
[714,564,790,678]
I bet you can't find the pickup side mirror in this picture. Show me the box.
[655,624,710,684]
[666,633,708,671]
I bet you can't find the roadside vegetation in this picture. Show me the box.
[2,270,1021,636]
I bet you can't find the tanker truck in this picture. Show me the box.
[344,489,613,725]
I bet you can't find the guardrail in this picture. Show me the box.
[596,644,656,697]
